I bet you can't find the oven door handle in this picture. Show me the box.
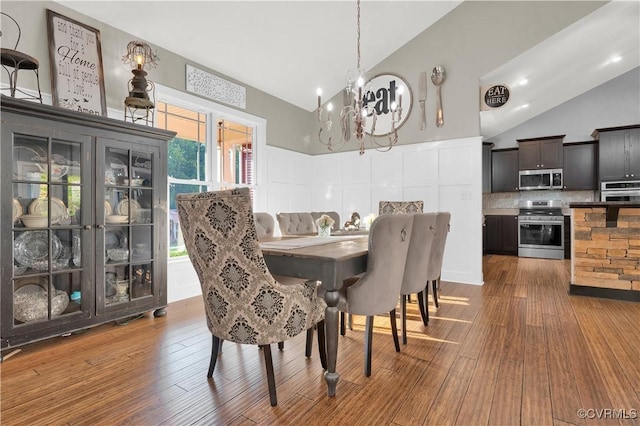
[519,220,563,226]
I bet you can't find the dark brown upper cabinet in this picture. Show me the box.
[491,148,519,192]
[593,125,640,182]
[563,141,597,190]
[517,135,565,170]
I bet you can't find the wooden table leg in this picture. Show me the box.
[323,288,339,396]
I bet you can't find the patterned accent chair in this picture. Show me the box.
[253,212,275,241]
[332,214,414,376]
[176,188,326,406]
[378,200,424,216]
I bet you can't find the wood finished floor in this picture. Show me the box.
[2,255,640,425]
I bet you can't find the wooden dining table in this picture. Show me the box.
[260,234,369,396]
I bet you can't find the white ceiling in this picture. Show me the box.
[56,1,639,138]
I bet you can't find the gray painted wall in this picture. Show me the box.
[488,66,640,148]
[3,1,606,155]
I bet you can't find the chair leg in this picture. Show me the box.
[417,290,429,326]
[305,327,313,357]
[260,344,278,406]
[348,313,353,330]
[317,320,327,370]
[389,308,400,352]
[432,279,440,308]
[340,312,346,336]
[278,341,284,350]
[364,316,374,377]
[208,335,221,378]
[401,295,408,345]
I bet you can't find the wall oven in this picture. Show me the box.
[518,200,564,259]
[600,180,640,202]
[519,169,563,191]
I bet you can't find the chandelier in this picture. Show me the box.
[315,0,402,155]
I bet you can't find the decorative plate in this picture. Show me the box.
[28,197,67,224]
[14,231,63,267]
[105,229,126,250]
[104,200,112,217]
[12,199,23,223]
[116,198,141,217]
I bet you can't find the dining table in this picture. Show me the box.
[260,232,369,396]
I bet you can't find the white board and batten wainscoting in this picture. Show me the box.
[168,137,484,303]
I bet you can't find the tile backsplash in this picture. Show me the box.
[483,190,596,209]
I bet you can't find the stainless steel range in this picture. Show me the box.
[518,200,564,259]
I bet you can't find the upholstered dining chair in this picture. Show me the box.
[176,188,326,406]
[399,213,438,344]
[424,212,451,309]
[276,212,317,235]
[332,214,413,377]
[253,212,275,241]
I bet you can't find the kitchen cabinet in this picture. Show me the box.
[563,141,597,190]
[517,135,564,170]
[491,148,519,192]
[594,125,640,182]
[484,215,518,256]
[482,142,494,193]
[1,96,176,352]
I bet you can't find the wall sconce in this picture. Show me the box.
[122,40,159,125]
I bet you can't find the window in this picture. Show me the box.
[154,84,265,258]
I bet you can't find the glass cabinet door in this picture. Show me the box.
[99,142,158,311]
[9,132,90,330]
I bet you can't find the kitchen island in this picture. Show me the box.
[570,202,640,301]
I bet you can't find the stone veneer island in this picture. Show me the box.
[570,202,640,302]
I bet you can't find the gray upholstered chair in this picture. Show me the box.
[400,213,438,344]
[424,212,451,309]
[176,188,326,406]
[378,200,424,216]
[253,212,275,241]
[276,212,317,235]
[333,214,413,377]
[310,211,341,231]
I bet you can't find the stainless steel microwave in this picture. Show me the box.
[519,169,563,190]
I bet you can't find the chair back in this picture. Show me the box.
[276,212,316,235]
[401,213,438,296]
[176,188,322,345]
[254,212,275,241]
[345,214,413,315]
[1,12,22,51]
[427,212,451,281]
[379,200,424,215]
[310,211,340,231]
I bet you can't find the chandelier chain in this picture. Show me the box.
[356,0,361,71]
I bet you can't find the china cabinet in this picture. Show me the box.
[1,95,175,353]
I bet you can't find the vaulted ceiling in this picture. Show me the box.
[56,1,639,139]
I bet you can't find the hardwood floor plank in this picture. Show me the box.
[488,358,524,425]
[543,313,586,425]
[522,325,553,425]
[455,324,507,425]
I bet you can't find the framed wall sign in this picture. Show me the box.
[363,73,412,136]
[480,84,510,111]
[46,10,107,116]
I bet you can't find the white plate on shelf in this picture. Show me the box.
[28,197,67,225]
[116,199,141,218]
[104,200,112,217]
[106,215,129,224]
[13,199,23,223]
